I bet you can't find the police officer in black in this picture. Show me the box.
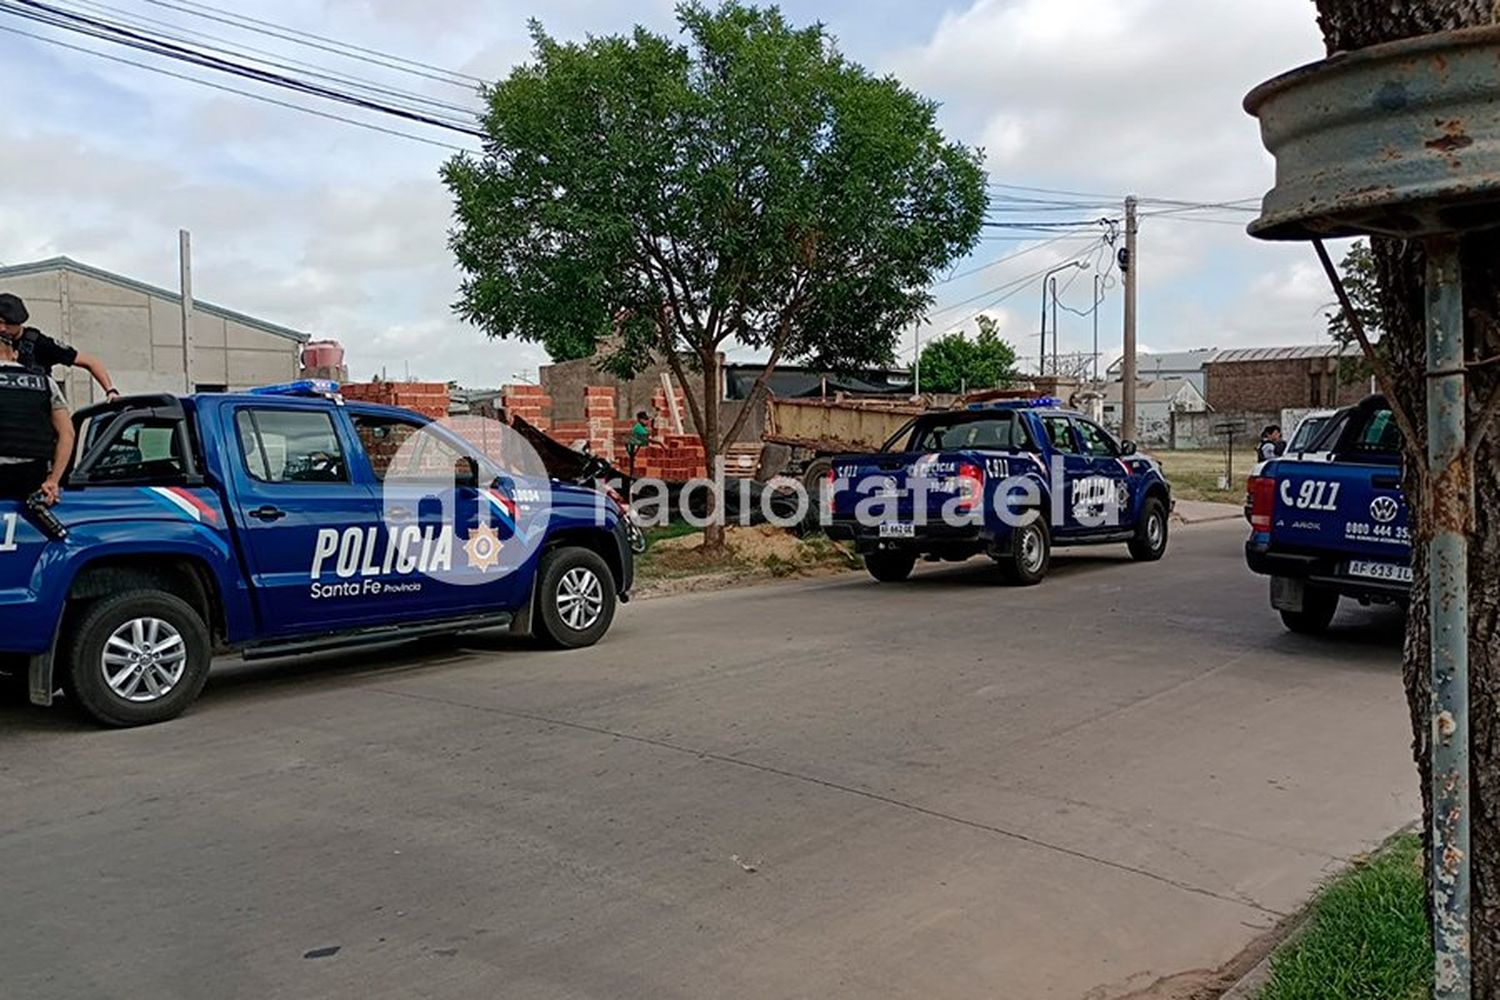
[0,319,74,504]
[0,293,119,398]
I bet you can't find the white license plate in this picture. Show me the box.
[1348,560,1413,584]
[878,523,916,539]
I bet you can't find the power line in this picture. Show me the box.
[63,0,483,121]
[935,231,1096,286]
[139,0,487,88]
[0,21,479,152]
[0,0,486,136]
[928,239,1105,321]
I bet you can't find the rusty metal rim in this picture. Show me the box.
[1243,23,1500,116]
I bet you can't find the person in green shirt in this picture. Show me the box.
[627,411,652,476]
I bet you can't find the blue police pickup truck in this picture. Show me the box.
[826,399,1173,585]
[0,382,633,727]
[1245,394,1411,633]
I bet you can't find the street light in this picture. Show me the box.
[1038,260,1089,376]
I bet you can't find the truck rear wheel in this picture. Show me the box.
[1128,498,1169,562]
[864,550,916,583]
[996,519,1050,586]
[534,547,617,649]
[62,590,212,727]
[1279,587,1340,635]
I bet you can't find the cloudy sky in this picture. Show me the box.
[2,0,1340,385]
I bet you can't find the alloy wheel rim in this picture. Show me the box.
[102,617,187,703]
[557,567,605,631]
[1148,512,1164,549]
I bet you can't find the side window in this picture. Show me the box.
[1075,420,1120,458]
[352,413,466,483]
[1357,408,1402,452]
[89,420,186,483]
[1041,416,1078,454]
[236,409,348,484]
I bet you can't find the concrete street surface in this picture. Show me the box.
[0,521,1416,1000]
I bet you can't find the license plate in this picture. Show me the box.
[1347,560,1413,584]
[878,523,916,539]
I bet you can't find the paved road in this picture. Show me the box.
[0,522,1416,1000]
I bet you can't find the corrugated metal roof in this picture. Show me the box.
[1106,348,1220,374]
[1211,343,1366,363]
[0,256,311,343]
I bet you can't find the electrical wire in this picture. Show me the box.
[0,0,486,136]
[0,20,479,152]
[139,0,487,88]
[62,0,483,120]
[935,231,1097,286]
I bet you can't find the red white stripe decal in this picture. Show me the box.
[481,488,517,522]
[148,487,219,524]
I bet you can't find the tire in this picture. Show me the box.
[864,550,916,583]
[61,590,212,728]
[996,518,1050,586]
[627,519,649,555]
[1280,588,1340,635]
[1128,497,1169,562]
[533,547,618,649]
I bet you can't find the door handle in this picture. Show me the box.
[386,507,413,523]
[249,505,286,522]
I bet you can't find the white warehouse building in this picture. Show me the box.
[0,256,307,404]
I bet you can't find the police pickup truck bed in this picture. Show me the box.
[825,400,1172,585]
[0,382,633,727]
[1245,395,1411,633]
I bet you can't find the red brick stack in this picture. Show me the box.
[340,380,451,419]
[500,384,553,432]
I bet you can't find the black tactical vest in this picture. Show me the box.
[15,328,46,376]
[0,366,57,460]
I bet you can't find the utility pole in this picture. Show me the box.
[179,229,194,394]
[1049,276,1059,377]
[1092,274,1102,383]
[1121,196,1139,441]
[1037,279,1049,375]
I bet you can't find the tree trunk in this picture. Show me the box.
[1311,3,1500,993]
[700,350,726,552]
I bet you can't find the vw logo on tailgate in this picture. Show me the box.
[1370,496,1400,524]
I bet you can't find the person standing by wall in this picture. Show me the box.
[0,293,119,400]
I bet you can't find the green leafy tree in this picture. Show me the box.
[916,315,1019,394]
[443,1,987,548]
[1325,240,1383,384]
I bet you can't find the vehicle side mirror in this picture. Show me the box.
[455,456,480,489]
[1120,440,1138,456]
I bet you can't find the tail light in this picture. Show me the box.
[1248,475,1276,533]
[956,463,984,512]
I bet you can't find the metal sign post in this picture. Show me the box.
[1243,27,1500,998]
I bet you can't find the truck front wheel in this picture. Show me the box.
[1279,587,1340,635]
[864,550,916,583]
[62,590,212,727]
[1128,498,1169,562]
[534,547,617,649]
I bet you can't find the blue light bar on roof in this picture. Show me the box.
[248,379,342,398]
[966,396,1063,411]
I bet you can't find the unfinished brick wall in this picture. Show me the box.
[340,380,451,419]
[500,384,553,432]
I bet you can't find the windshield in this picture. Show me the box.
[902,413,1030,452]
[1288,415,1331,453]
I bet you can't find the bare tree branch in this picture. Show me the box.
[1314,238,1424,462]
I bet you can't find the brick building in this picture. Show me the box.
[1203,344,1374,413]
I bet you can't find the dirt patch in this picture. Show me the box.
[637,524,859,598]
[1081,915,1293,1000]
